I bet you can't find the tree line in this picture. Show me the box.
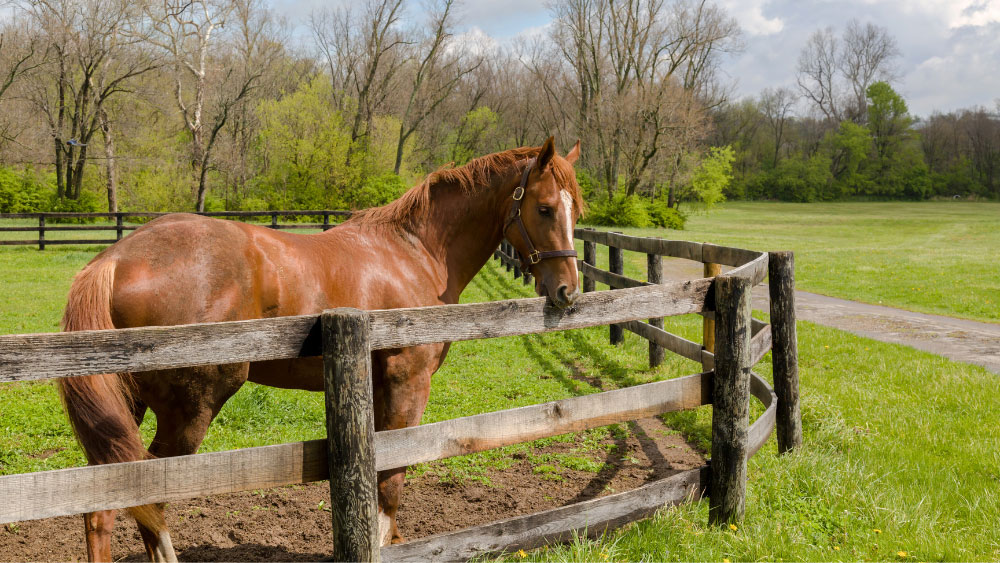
[0,0,996,230]
[712,21,1000,202]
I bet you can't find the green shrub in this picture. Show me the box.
[47,190,103,223]
[584,194,652,228]
[354,172,407,209]
[647,198,687,229]
[0,167,52,213]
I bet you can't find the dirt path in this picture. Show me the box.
[662,259,1000,374]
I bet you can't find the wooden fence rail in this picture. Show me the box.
[0,227,800,562]
[0,210,353,249]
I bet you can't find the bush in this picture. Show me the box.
[354,172,407,209]
[47,190,103,223]
[584,194,652,228]
[647,199,687,229]
[0,167,52,213]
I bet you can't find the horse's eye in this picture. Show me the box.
[538,206,553,217]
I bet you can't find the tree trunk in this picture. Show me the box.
[100,110,118,212]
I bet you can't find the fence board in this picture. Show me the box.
[367,278,711,350]
[577,261,648,289]
[382,466,708,562]
[620,320,703,364]
[375,372,710,471]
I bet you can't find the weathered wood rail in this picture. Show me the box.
[0,227,800,562]
[0,210,352,248]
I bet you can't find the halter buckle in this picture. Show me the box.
[528,250,540,264]
[512,186,525,201]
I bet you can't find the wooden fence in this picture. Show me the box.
[0,210,352,249]
[0,228,800,562]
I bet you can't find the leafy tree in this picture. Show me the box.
[685,146,734,209]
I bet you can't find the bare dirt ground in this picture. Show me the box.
[0,417,704,562]
[662,259,1000,374]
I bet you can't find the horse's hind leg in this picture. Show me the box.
[133,363,249,561]
[83,510,117,561]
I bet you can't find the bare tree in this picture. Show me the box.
[797,19,899,125]
[311,0,406,167]
[759,87,797,167]
[149,0,280,211]
[550,0,739,202]
[23,0,159,201]
[391,0,480,174]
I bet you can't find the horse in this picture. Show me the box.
[59,137,583,562]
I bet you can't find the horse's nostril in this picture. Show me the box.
[557,284,576,304]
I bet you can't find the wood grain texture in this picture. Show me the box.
[573,229,704,262]
[709,275,752,526]
[381,466,709,562]
[747,372,777,458]
[620,320,703,364]
[702,263,722,361]
[609,238,624,345]
[749,323,773,366]
[375,372,710,471]
[702,244,761,268]
[366,278,712,351]
[582,235,596,293]
[0,314,322,383]
[322,309,380,563]
[768,251,802,454]
[647,253,665,368]
[0,440,329,524]
[0,279,712,382]
[725,252,769,286]
[578,261,647,289]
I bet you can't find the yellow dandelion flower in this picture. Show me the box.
[874,528,882,534]
[517,549,527,558]
[729,523,738,531]
[898,551,908,558]
[723,559,731,563]
[834,546,840,551]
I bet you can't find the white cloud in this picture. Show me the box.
[717,0,784,35]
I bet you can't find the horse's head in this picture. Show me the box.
[505,137,583,309]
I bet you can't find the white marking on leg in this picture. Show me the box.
[152,530,178,563]
[378,508,393,546]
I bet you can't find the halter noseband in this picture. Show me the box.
[503,158,578,269]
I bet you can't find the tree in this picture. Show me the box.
[23,0,159,202]
[148,0,280,211]
[549,0,740,203]
[311,0,406,169]
[797,19,899,124]
[759,87,797,168]
[391,0,479,174]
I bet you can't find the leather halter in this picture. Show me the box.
[503,158,578,269]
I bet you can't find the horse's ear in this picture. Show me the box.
[537,136,556,170]
[565,140,581,165]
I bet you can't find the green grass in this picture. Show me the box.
[2,202,1000,560]
[581,201,1000,323]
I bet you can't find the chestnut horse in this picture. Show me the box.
[59,138,583,562]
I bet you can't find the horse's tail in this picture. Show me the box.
[59,258,167,532]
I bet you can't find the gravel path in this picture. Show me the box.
[660,259,1000,375]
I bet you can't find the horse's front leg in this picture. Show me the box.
[372,344,445,545]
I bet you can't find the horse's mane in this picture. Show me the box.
[349,145,584,231]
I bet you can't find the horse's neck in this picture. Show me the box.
[413,173,515,303]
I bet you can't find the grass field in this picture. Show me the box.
[2,202,999,560]
[584,201,1000,323]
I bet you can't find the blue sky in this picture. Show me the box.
[260,0,1000,116]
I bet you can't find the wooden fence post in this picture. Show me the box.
[322,308,381,563]
[609,233,623,345]
[38,215,45,251]
[709,275,751,526]
[115,213,124,241]
[768,251,802,453]
[504,242,513,273]
[582,229,595,294]
[270,212,279,229]
[702,262,721,370]
[647,253,664,368]
[323,212,331,231]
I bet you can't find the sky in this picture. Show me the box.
[267,0,1000,117]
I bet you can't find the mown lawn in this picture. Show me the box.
[583,201,1000,323]
[2,202,999,560]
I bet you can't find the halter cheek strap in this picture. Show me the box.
[503,158,578,268]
